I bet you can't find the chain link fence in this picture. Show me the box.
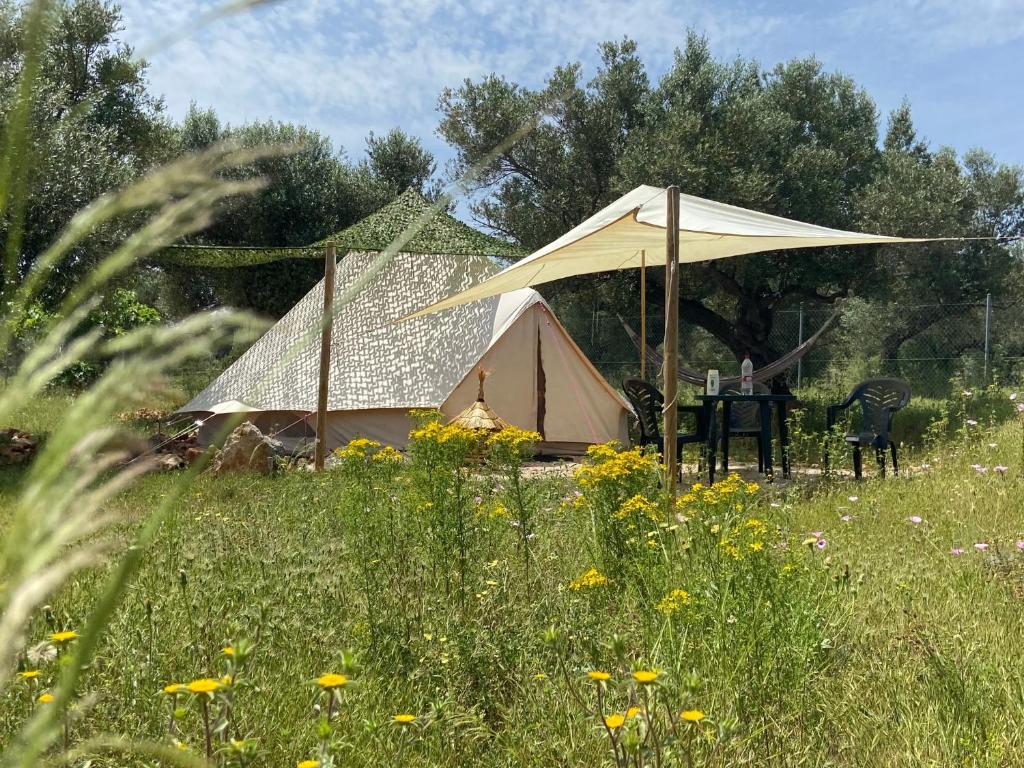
[566,295,1023,398]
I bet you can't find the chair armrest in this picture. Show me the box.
[677,404,707,437]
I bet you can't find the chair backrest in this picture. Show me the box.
[847,378,912,440]
[622,378,663,444]
[723,383,769,432]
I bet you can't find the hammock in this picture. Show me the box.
[619,311,839,388]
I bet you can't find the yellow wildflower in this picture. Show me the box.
[604,713,625,730]
[569,567,609,591]
[575,445,659,489]
[487,426,541,451]
[163,683,182,695]
[372,445,402,462]
[626,706,643,719]
[317,673,347,690]
[393,713,417,724]
[408,420,478,446]
[186,678,221,694]
[534,673,547,680]
[633,670,658,684]
[334,437,382,460]
[681,709,705,723]
[616,494,661,522]
[297,761,320,768]
[655,589,692,616]
[222,646,235,657]
[17,670,39,680]
[478,503,511,520]
[49,630,77,644]
[37,692,54,703]
[587,670,611,682]
[744,518,767,534]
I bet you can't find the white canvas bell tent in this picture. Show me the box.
[177,195,629,453]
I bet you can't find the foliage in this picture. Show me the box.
[438,33,1024,370]
[362,127,443,201]
[571,443,662,584]
[485,426,542,575]
[0,0,172,302]
[6,384,1024,764]
[164,113,482,318]
[5,288,162,386]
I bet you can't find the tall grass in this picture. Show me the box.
[2,402,1023,765]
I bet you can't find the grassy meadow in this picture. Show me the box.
[2,390,1024,767]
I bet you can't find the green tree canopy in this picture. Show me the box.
[439,33,1024,370]
[0,0,171,301]
[170,109,426,316]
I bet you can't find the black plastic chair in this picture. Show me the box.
[825,378,911,479]
[722,383,769,472]
[622,379,708,463]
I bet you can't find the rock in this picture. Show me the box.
[155,453,186,471]
[211,422,275,475]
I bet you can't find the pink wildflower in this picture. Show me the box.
[975,542,989,552]
[908,515,923,524]
[951,547,964,556]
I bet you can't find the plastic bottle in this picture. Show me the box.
[740,353,754,395]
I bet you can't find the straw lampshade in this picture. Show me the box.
[450,370,509,432]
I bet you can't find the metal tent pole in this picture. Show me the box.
[664,187,680,496]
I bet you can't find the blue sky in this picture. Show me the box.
[119,0,1024,191]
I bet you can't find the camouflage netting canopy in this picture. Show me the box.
[154,189,523,269]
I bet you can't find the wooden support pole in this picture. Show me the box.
[640,249,646,380]
[314,240,337,471]
[663,187,681,497]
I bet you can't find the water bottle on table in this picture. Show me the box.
[740,353,753,395]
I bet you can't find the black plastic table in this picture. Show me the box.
[695,393,796,483]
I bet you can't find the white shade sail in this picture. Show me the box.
[406,184,948,319]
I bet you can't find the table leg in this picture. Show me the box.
[721,401,731,477]
[760,401,774,482]
[777,401,791,479]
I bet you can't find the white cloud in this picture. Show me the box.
[117,0,784,160]
[834,0,1024,51]
[115,0,1023,178]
